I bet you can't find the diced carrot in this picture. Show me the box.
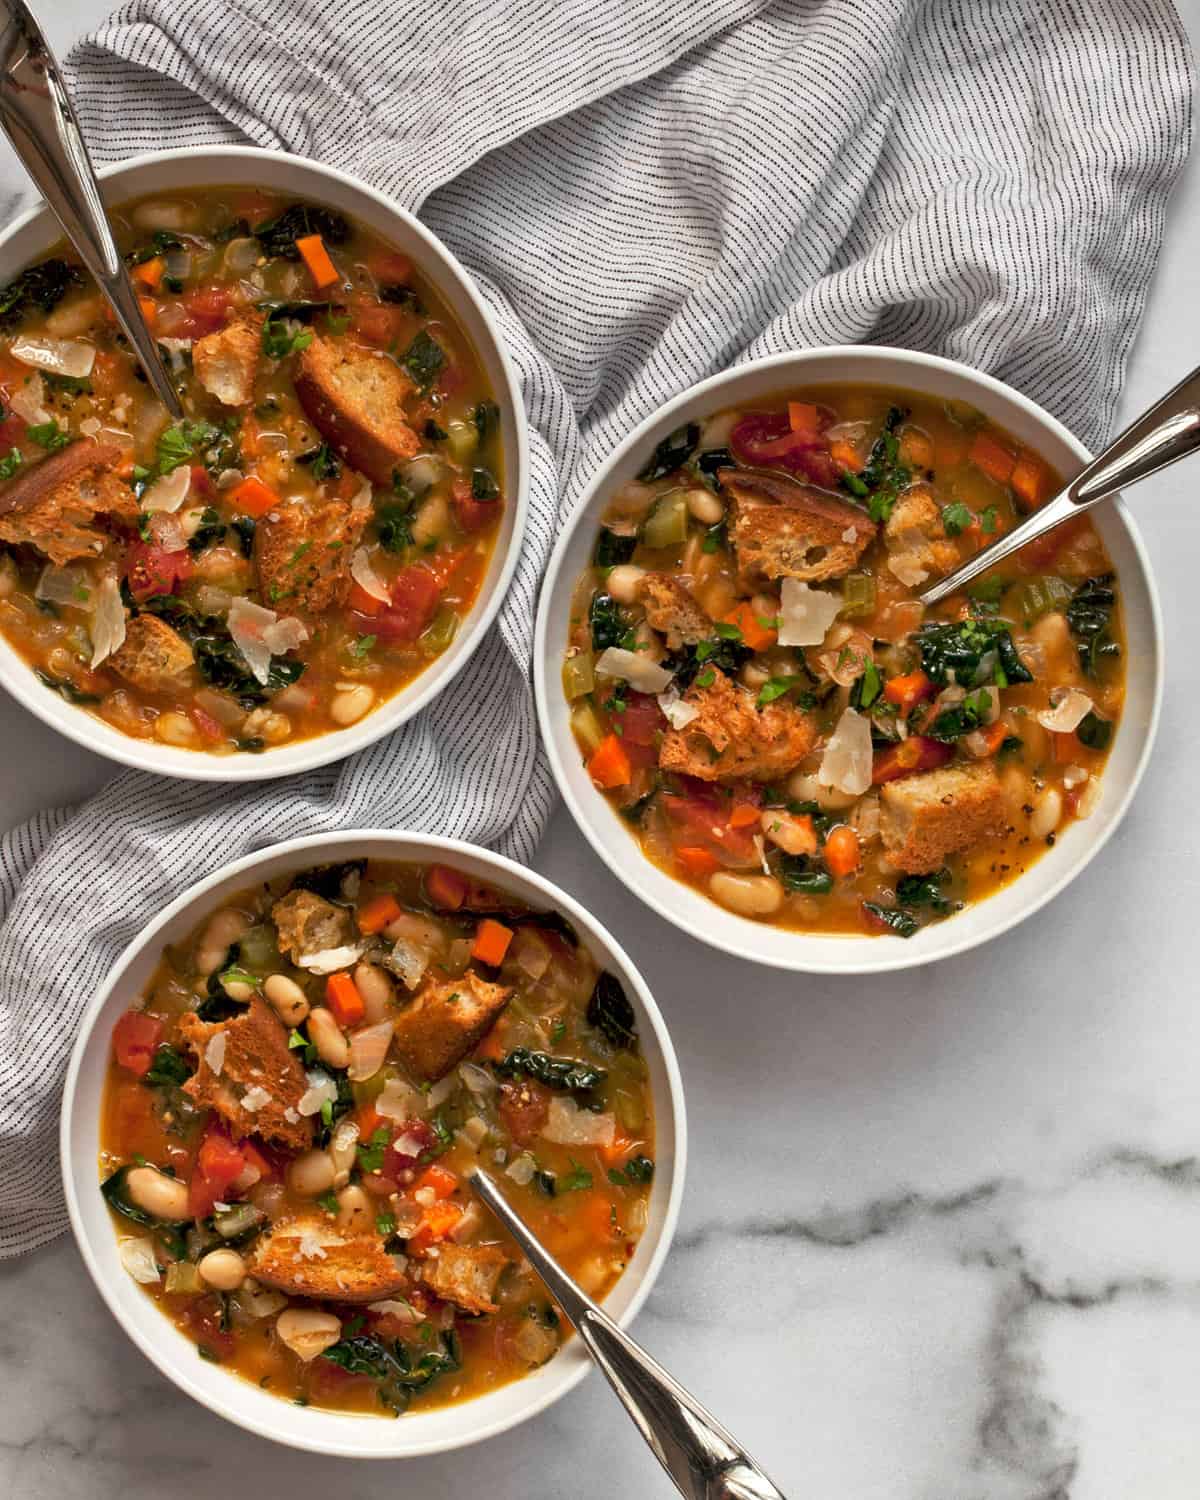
[471,918,514,967]
[872,736,955,784]
[823,824,861,878]
[788,401,820,435]
[368,249,413,284]
[728,803,761,830]
[971,720,1010,757]
[227,475,280,518]
[132,256,165,290]
[347,581,384,616]
[936,432,968,468]
[828,439,862,473]
[599,1130,637,1167]
[1017,514,1088,570]
[135,296,159,331]
[583,1193,619,1241]
[325,972,365,1027]
[473,1024,507,1062]
[355,1104,387,1139]
[969,430,1016,486]
[415,1164,458,1199]
[883,669,935,715]
[899,427,934,469]
[407,1200,463,1254]
[357,892,402,935]
[675,845,721,879]
[1011,452,1047,511]
[427,864,468,910]
[588,733,632,790]
[722,600,777,653]
[1051,730,1077,762]
[295,233,340,290]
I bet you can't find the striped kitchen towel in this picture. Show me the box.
[0,0,1192,1253]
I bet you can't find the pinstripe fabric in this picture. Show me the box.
[0,0,1192,1253]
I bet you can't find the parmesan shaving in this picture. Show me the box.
[777,578,843,647]
[204,1032,227,1076]
[350,546,391,603]
[296,943,363,974]
[817,707,873,797]
[89,574,127,667]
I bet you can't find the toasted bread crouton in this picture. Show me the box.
[417,1244,508,1315]
[0,441,138,565]
[724,470,876,585]
[637,572,711,648]
[193,315,262,407]
[658,668,816,782]
[255,497,368,613]
[879,760,1009,874]
[271,888,354,963]
[108,613,194,691]
[294,336,420,485]
[883,483,958,587]
[178,998,314,1152]
[251,1217,408,1303]
[391,970,512,1083]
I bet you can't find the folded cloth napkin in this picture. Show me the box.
[0,0,1191,1255]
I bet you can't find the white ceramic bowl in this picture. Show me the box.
[535,346,1163,974]
[0,147,528,780]
[61,831,685,1457]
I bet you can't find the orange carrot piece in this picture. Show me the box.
[415,1164,459,1199]
[973,720,1010,757]
[295,233,340,290]
[823,824,861,878]
[599,1130,637,1167]
[427,864,468,911]
[1051,731,1078,762]
[674,845,720,878]
[588,733,632,789]
[325,972,365,1027]
[583,1192,619,1240]
[132,256,165,290]
[473,1024,507,1062]
[728,803,761,829]
[899,427,934,469]
[828,438,862,473]
[471,917,514,967]
[407,1201,463,1254]
[722,600,777,653]
[227,475,280,518]
[788,401,820,435]
[1011,452,1046,511]
[969,430,1016,485]
[883,670,934,715]
[356,892,402,935]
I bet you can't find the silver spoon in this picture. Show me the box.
[469,1168,786,1500]
[919,361,1200,606]
[0,0,183,418]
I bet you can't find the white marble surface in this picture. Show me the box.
[2,4,1200,1496]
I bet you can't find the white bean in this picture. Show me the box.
[263,973,309,1025]
[195,908,250,976]
[154,711,198,747]
[307,1006,350,1068]
[331,685,375,726]
[411,492,450,546]
[1029,787,1063,840]
[287,1148,336,1198]
[335,1184,373,1234]
[685,487,724,525]
[352,962,394,1024]
[787,769,859,812]
[740,660,770,690]
[708,871,785,918]
[329,1118,361,1189]
[198,1248,246,1291]
[221,976,256,1002]
[275,1307,342,1362]
[605,564,645,604]
[125,1166,189,1221]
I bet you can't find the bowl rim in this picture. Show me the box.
[534,344,1164,975]
[0,144,530,782]
[60,829,687,1457]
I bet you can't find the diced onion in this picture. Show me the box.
[222,237,260,274]
[777,578,843,647]
[458,1062,496,1096]
[118,1238,161,1285]
[228,596,309,685]
[384,937,429,991]
[375,1076,424,1122]
[9,373,50,425]
[235,1285,287,1320]
[350,547,391,603]
[369,1298,422,1323]
[1036,688,1093,734]
[297,1069,338,1117]
[505,1153,536,1185]
[817,707,873,797]
[658,683,700,729]
[348,1021,393,1082]
[888,551,929,588]
[541,1097,616,1148]
[1063,765,1089,790]
[350,480,373,511]
[1074,777,1102,819]
[88,574,127,667]
[11,334,96,379]
[35,564,91,605]
[296,943,363,974]
[141,465,192,514]
[426,1074,456,1110]
[594,647,673,695]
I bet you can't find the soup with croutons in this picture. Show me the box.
[100,858,655,1415]
[562,387,1124,937]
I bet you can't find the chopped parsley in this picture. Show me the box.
[0,447,21,481]
[941,501,973,536]
[261,317,314,359]
[26,422,71,452]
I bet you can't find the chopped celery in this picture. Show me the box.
[164,1261,203,1295]
[445,419,478,463]
[1012,574,1072,622]
[614,1088,645,1131]
[562,651,595,701]
[237,924,279,973]
[570,700,606,754]
[841,573,876,618]
[419,606,459,655]
[640,489,688,549]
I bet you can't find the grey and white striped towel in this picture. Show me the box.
[0,0,1192,1254]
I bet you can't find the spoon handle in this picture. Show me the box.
[0,0,183,418]
[919,360,1200,606]
[470,1170,786,1500]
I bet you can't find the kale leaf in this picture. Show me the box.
[187,506,226,553]
[593,528,637,569]
[587,971,637,1049]
[1066,574,1120,678]
[291,859,367,905]
[253,204,350,261]
[0,258,80,328]
[862,902,919,938]
[841,406,911,522]
[401,330,446,390]
[321,1331,461,1415]
[588,592,630,652]
[193,635,305,707]
[916,617,1033,688]
[637,422,700,482]
[491,1048,606,1094]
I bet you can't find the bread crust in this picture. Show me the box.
[271,888,354,962]
[879,760,1009,873]
[417,1243,508,1314]
[724,470,876,585]
[658,668,816,782]
[250,1216,409,1302]
[391,969,512,1083]
[108,613,194,691]
[0,441,138,565]
[294,335,420,485]
[255,497,369,613]
[193,315,262,407]
[638,572,711,648]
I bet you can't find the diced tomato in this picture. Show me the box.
[197,1124,246,1190]
[674,845,721,879]
[111,1010,163,1077]
[371,566,442,644]
[190,706,225,743]
[124,542,193,602]
[426,864,468,911]
[389,1118,437,1171]
[407,1200,463,1255]
[174,284,234,338]
[731,410,838,488]
[1017,514,1089,570]
[871,736,955,784]
[415,1163,458,1199]
[619,692,667,747]
[498,1079,550,1146]
[0,412,25,450]
[350,294,409,347]
[369,249,414,284]
[180,1298,235,1360]
[347,581,384,617]
[239,1140,276,1182]
[450,476,498,534]
[189,464,214,498]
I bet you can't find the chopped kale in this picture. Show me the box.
[380,283,420,308]
[1076,710,1113,751]
[126,230,183,266]
[841,405,910,522]
[253,204,350,261]
[609,1155,655,1186]
[896,868,954,914]
[291,859,366,906]
[261,317,314,359]
[593,528,637,569]
[231,515,256,558]
[862,902,919,938]
[916,616,1033,688]
[0,258,80,328]
[35,669,100,705]
[1066,574,1120,678]
[470,467,499,501]
[637,421,700,482]
[295,442,342,481]
[492,1048,606,1094]
[375,500,414,553]
[143,1045,191,1088]
[186,506,226,553]
[588,592,630,652]
[587,971,637,1049]
[472,400,500,441]
[193,634,305,707]
[665,633,752,691]
[692,446,735,491]
[401,329,446,390]
[776,854,834,894]
[321,1331,461,1416]
[927,687,995,741]
[100,1165,161,1227]
[424,419,448,443]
